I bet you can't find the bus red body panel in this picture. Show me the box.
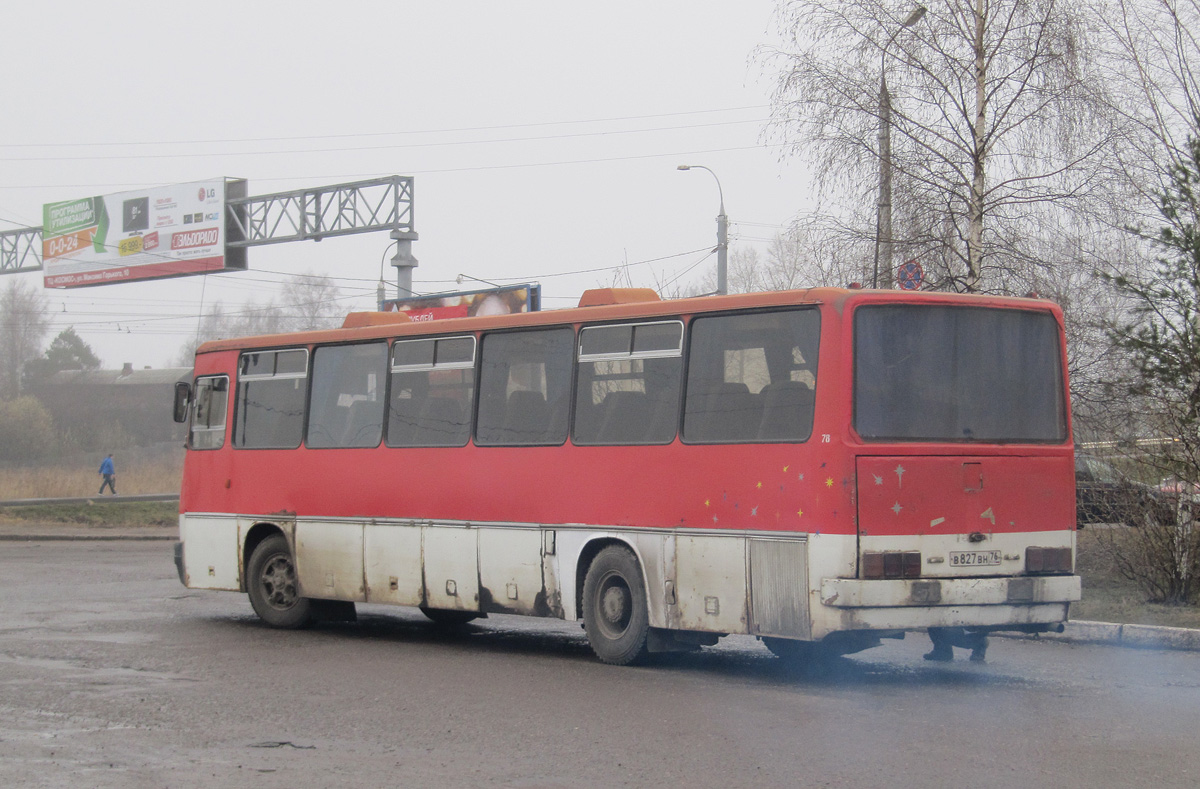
[856,454,1075,537]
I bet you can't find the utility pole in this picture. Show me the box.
[874,5,927,289]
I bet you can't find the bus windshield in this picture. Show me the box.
[853,305,1066,443]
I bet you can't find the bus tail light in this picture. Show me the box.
[1026,547,1072,574]
[863,551,922,579]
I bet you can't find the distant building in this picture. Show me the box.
[27,364,192,445]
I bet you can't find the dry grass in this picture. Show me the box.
[0,447,183,499]
[1074,527,1200,629]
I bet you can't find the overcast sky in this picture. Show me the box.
[1,1,814,368]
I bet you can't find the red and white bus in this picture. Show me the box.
[172,286,1080,664]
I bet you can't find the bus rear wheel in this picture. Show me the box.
[582,545,649,665]
[247,534,312,629]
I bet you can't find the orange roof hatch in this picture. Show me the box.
[577,288,661,308]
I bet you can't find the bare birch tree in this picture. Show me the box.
[174,272,345,364]
[697,218,873,294]
[767,0,1115,292]
[1094,0,1200,216]
[1083,0,1200,445]
[280,272,343,332]
[0,279,49,400]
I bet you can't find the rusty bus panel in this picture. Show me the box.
[748,538,811,639]
[422,526,479,611]
[363,523,424,606]
[295,520,367,602]
[478,527,543,616]
[178,514,241,591]
[672,535,748,634]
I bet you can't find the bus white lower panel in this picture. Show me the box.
[364,523,423,606]
[295,520,366,601]
[182,514,1076,640]
[820,602,1073,632]
[178,514,241,591]
[671,535,750,634]
[423,526,480,611]
[819,575,1081,608]
[478,527,546,616]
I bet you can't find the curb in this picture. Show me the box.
[0,494,179,508]
[1002,619,1200,652]
[0,533,176,542]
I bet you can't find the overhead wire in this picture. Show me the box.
[0,119,769,163]
[0,106,767,149]
[24,243,720,336]
[0,143,785,191]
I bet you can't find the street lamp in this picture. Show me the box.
[677,164,728,295]
[456,273,503,289]
[874,5,926,289]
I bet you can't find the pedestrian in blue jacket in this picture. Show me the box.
[98,454,117,495]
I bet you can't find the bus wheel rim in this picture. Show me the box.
[597,573,631,637]
[261,555,298,610]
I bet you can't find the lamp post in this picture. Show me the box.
[874,5,926,289]
[677,164,728,295]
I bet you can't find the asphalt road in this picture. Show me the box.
[2,539,1199,789]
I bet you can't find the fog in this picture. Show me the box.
[0,1,811,368]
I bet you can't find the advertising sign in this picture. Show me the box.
[382,284,540,321]
[42,179,245,288]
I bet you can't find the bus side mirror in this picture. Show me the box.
[173,381,192,423]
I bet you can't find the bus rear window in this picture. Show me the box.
[854,305,1066,442]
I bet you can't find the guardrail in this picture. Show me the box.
[0,494,179,508]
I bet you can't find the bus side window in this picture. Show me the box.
[233,349,309,449]
[476,328,573,446]
[190,375,229,450]
[573,321,683,445]
[306,342,388,449]
[683,309,820,443]
[387,336,476,447]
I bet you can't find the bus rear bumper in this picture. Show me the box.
[818,575,1080,631]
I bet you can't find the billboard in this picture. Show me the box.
[42,179,247,288]
[382,284,541,321]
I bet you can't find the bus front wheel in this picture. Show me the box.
[582,545,649,665]
[247,534,312,629]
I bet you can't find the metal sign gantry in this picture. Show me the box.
[0,227,41,273]
[0,174,419,294]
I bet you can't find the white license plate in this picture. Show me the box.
[949,550,1001,567]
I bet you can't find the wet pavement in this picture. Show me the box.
[2,539,1199,787]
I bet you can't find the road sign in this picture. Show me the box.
[897,259,924,290]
